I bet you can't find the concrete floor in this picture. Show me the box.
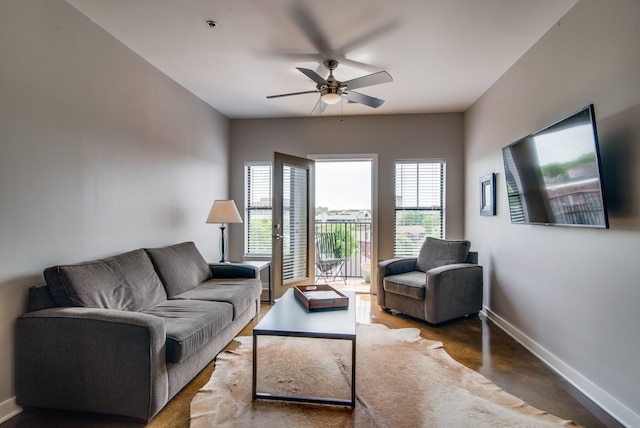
[3,294,622,428]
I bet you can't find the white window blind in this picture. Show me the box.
[394,160,445,257]
[245,163,272,255]
[282,164,308,283]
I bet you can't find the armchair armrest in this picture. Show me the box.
[15,307,168,420]
[425,263,483,324]
[209,263,260,279]
[378,257,417,276]
[377,258,417,307]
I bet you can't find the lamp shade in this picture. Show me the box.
[206,200,243,224]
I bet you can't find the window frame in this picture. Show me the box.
[244,161,273,257]
[393,159,446,257]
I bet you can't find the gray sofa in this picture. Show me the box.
[377,237,483,325]
[15,241,262,421]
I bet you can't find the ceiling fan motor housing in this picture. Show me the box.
[319,60,345,98]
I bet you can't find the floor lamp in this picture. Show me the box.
[206,200,243,262]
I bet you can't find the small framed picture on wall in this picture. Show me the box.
[480,173,496,216]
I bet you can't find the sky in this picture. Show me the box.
[315,161,371,210]
[534,124,596,166]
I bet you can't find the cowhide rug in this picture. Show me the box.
[190,323,579,427]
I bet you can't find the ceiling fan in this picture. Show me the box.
[266,59,393,114]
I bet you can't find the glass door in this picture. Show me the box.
[271,152,315,299]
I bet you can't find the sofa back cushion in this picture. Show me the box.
[44,249,167,311]
[145,242,212,297]
[416,237,471,272]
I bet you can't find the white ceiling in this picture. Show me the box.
[66,0,578,119]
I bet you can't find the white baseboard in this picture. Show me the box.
[0,397,22,424]
[482,307,638,428]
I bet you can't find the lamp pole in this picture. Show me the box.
[219,223,227,262]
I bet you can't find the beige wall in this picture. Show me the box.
[464,0,640,425]
[0,0,230,415]
[228,114,466,278]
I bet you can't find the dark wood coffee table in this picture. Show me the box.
[252,288,357,407]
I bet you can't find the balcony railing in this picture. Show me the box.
[315,221,371,278]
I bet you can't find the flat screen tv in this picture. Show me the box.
[502,104,608,228]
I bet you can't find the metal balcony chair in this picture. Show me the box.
[315,232,347,284]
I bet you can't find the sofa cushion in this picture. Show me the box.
[44,249,167,311]
[416,237,470,272]
[145,242,213,298]
[383,271,427,300]
[171,278,261,319]
[143,300,233,364]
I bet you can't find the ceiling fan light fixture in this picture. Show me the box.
[321,92,342,105]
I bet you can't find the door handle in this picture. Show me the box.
[274,234,283,240]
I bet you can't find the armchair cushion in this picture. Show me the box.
[416,237,470,272]
[383,272,427,300]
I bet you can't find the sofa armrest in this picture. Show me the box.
[209,263,260,279]
[15,307,169,420]
[425,263,483,324]
[26,284,57,312]
[377,258,417,307]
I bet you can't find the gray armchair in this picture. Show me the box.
[377,237,483,325]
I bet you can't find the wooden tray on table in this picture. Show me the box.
[293,284,349,311]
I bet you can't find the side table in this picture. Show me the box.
[239,261,272,304]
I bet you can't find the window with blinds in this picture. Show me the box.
[282,164,308,283]
[394,160,445,257]
[245,163,272,255]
